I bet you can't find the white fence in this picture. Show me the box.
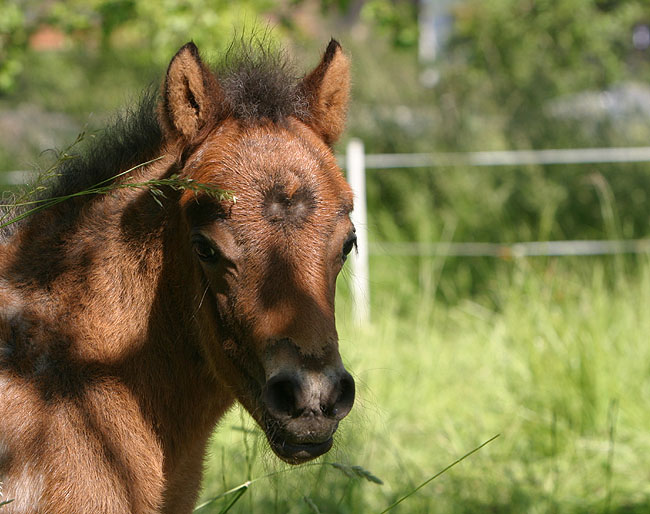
[342,140,650,324]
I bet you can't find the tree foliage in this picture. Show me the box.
[360,0,418,49]
[438,0,648,148]
[0,0,277,94]
[0,0,28,92]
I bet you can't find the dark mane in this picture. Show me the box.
[0,90,162,239]
[0,41,308,239]
[47,89,163,203]
[218,41,308,123]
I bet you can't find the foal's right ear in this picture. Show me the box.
[159,42,222,141]
[299,39,350,145]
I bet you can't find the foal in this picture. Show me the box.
[0,40,356,513]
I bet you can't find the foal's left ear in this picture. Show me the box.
[299,39,350,145]
[159,42,222,141]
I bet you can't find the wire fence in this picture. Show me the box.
[370,239,650,258]
[354,146,650,169]
[342,140,650,322]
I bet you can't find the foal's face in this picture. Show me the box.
[162,40,356,463]
[182,120,355,462]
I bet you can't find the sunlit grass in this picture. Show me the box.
[198,257,650,512]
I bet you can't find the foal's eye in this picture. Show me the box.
[341,232,357,263]
[191,235,219,263]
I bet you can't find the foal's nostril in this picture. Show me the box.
[263,374,300,418]
[324,371,355,420]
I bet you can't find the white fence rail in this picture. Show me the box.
[343,140,650,324]
[371,239,650,258]
[343,145,650,169]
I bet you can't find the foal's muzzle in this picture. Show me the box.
[262,368,355,463]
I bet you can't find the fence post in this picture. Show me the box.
[346,138,370,324]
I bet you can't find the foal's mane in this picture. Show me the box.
[1,41,306,238]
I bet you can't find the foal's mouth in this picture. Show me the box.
[262,414,338,464]
[267,433,334,464]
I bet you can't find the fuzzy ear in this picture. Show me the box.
[299,39,350,145]
[159,42,221,141]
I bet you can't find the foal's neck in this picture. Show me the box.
[5,158,231,424]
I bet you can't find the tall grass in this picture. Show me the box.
[198,256,650,512]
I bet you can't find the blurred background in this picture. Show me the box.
[2,1,650,512]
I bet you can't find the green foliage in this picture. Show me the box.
[438,0,647,147]
[0,0,281,95]
[113,0,275,64]
[0,0,27,93]
[361,0,418,49]
[42,0,276,61]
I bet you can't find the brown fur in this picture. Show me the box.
[0,40,354,513]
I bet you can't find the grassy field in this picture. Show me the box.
[196,256,650,513]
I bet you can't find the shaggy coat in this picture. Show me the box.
[0,40,355,513]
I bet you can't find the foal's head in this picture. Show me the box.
[159,41,356,463]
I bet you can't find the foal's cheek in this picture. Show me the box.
[200,256,237,288]
[206,265,246,318]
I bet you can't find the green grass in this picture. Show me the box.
[197,256,650,513]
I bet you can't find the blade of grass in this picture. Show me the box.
[194,459,383,512]
[303,496,322,513]
[217,484,248,514]
[330,463,384,484]
[604,398,619,514]
[193,481,251,512]
[0,156,165,228]
[0,156,236,230]
[379,433,500,514]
